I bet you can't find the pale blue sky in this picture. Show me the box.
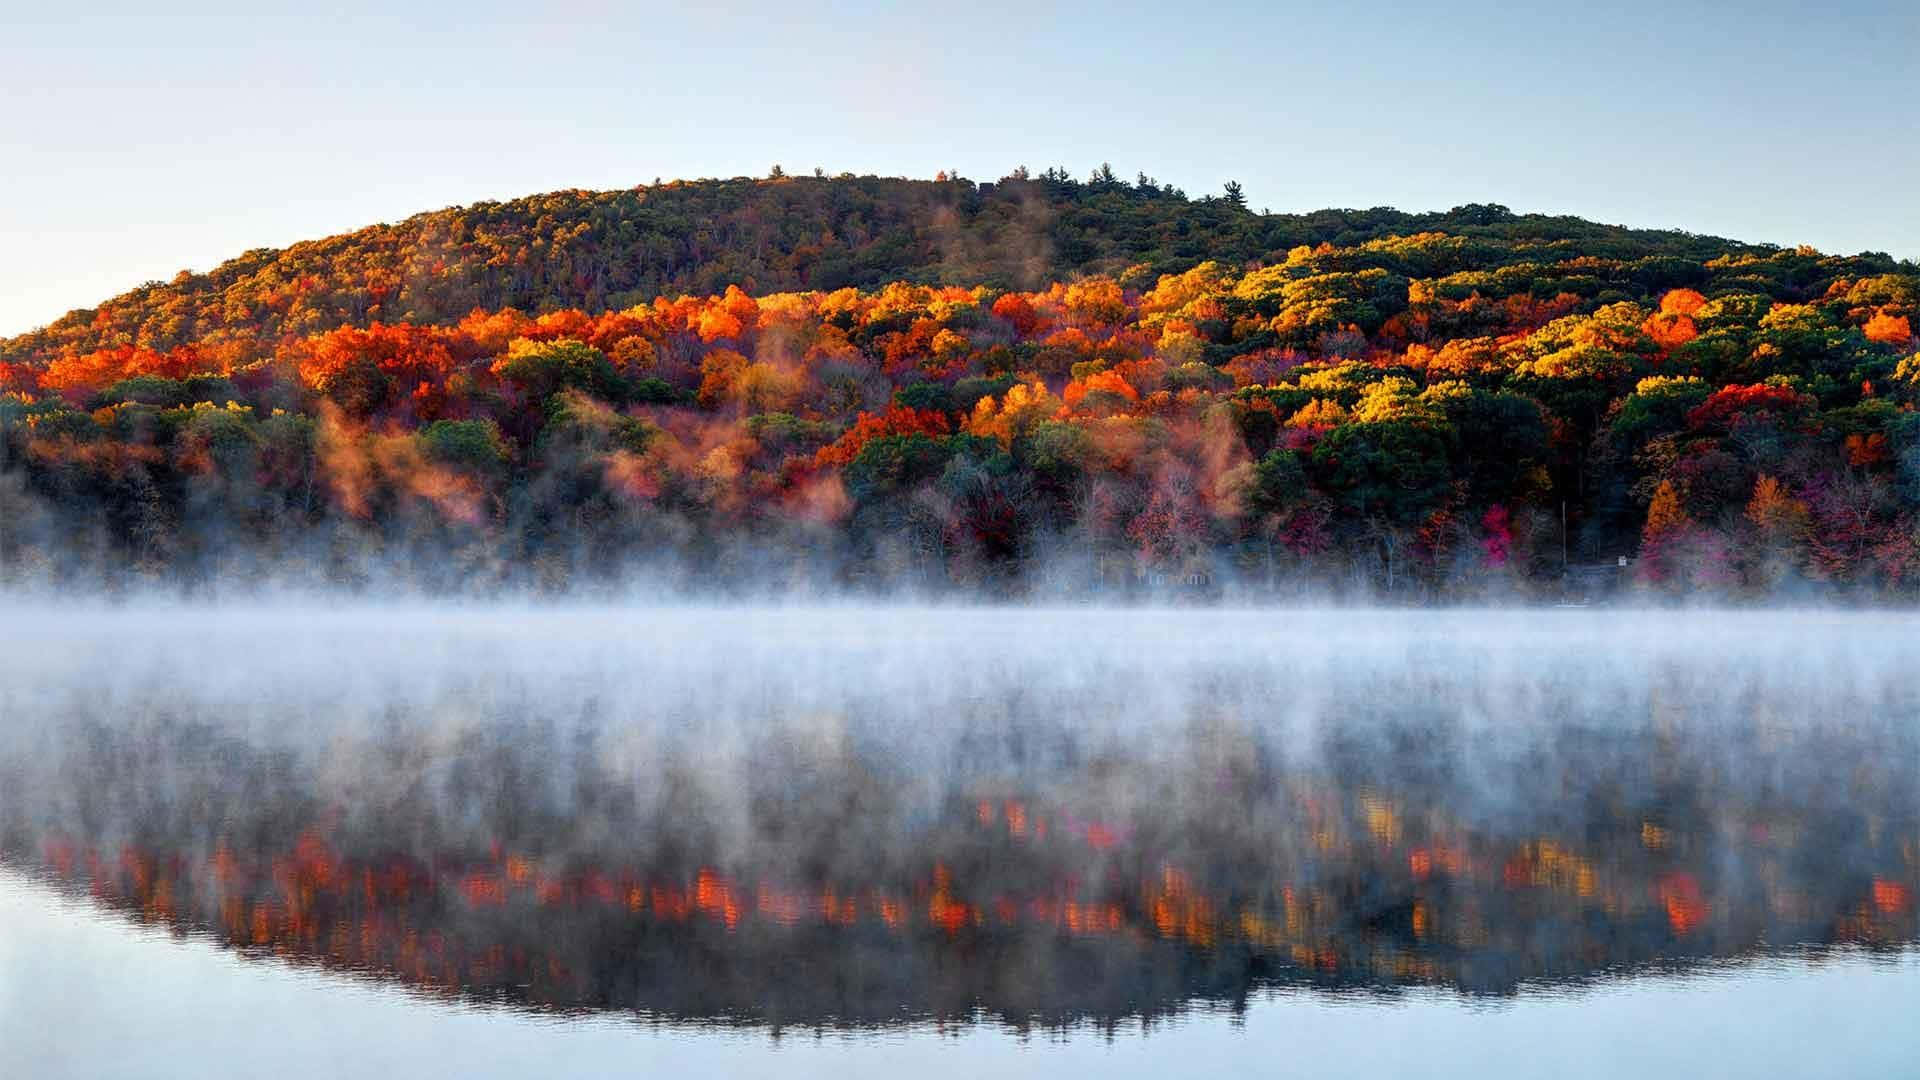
[4,1,1915,337]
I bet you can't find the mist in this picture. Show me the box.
[0,605,1913,1028]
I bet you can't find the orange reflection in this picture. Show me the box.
[16,764,1918,1027]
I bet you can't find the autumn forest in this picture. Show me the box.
[3,169,1918,599]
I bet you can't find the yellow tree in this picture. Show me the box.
[1642,480,1688,546]
[1744,473,1811,590]
[966,381,1059,446]
[1745,474,1810,540]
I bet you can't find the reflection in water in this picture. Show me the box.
[0,609,1915,1034]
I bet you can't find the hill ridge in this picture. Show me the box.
[1,171,1815,365]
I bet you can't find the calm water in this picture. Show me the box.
[0,607,1915,1077]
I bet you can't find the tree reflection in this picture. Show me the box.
[5,693,1914,1032]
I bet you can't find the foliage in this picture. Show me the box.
[3,173,1918,597]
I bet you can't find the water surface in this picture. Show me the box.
[1,608,1915,1075]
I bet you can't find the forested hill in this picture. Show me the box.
[1,171,1794,366]
[4,170,1919,599]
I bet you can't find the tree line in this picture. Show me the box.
[2,174,1917,597]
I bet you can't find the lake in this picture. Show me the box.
[1,607,1915,1077]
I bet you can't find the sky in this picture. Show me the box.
[3,0,1916,337]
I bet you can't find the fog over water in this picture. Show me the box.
[0,606,1915,1074]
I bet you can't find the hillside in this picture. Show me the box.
[2,171,1918,597]
[1,171,1783,365]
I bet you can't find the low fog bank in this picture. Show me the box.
[2,605,1913,870]
[3,604,1915,728]
[3,605,1913,759]
[0,556,1905,608]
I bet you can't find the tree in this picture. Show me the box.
[1310,419,1453,591]
[1864,312,1913,347]
[695,349,751,410]
[490,338,624,404]
[1747,474,1810,543]
[421,419,509,476]
[1642,480,1688,545]
[7,179,1920,594]
[1310,420,1452,527]
[1245,450,1308,521]
[1428,386,1547,500]
[1223,181,1247,210]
